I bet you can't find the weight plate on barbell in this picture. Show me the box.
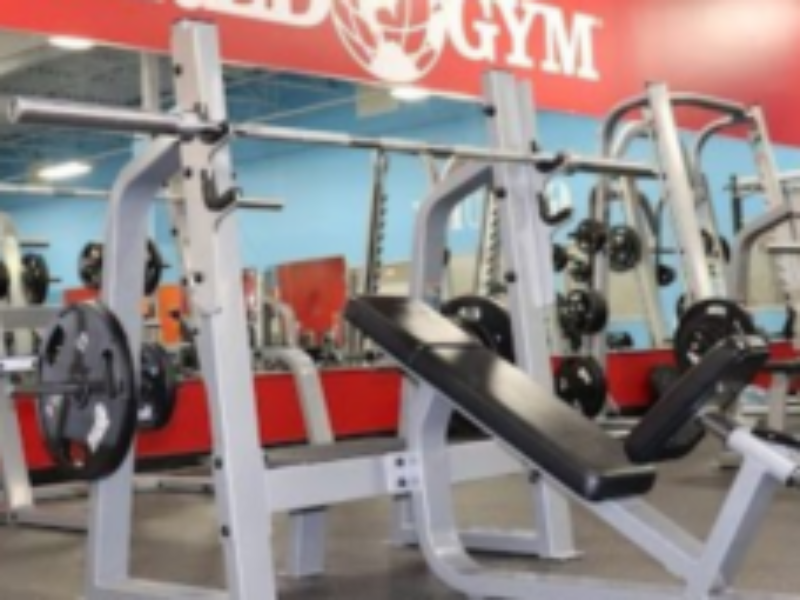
[144,240,164,296]
[441,295,515,363]
[78,239,164,295]
[78,242,104,290]
[673,298,756,371]
[36,302,138,481]
[138,342,179,431]
[607,225,642,273]
[22,253,50,305]
[555,356,607,418]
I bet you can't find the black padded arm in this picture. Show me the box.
[347,296,656,502]
[626,336,769,464]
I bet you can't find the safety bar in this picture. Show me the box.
[733,170,800,196]
[0,182,283,211]
[728,204,800,301]
[601,90,749,154]
[766,244,800,255]
[592,121,653,213]
[17,237,49,248]
[610,120,652,158]
[236,124,659,177]
[693,115,744,166]
[4,95,659,180]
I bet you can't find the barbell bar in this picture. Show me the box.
[16,380,109,397]
[3,96,660,179]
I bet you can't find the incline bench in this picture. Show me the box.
[346,297,769,502]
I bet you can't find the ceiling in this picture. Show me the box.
[0,31,360,183]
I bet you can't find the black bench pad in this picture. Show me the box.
[346,296,656,502]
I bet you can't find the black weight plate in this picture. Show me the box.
[607,331,634,351]
[556,293,575,335]
[144,240,164,296]
[702,230,731,263]
[607,225,642,273]
[79,239,163,295]
[22,253,50,305]
[441,295,514,363]
[0,260,9,299]
[657,264,676,287]
[179,344,199,373]
[79,242,104,289]
[138,342,179,431]
[553,243,568,273]
[573,219,607,255]
[569,260,593,284]
[562,289,608,335]
[36,302,137,481]
[673,298,756,371]
[555,356,607,418]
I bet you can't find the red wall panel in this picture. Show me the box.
[0,1,798,142]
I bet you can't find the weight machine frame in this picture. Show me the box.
[588,120,668,392]
[584,86,794,413]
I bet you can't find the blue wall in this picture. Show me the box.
[2,95,799,343]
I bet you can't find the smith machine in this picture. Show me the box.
[3,20,798,600]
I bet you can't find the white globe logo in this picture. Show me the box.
[331,0,447,84]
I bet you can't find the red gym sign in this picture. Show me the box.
[2,0,800,144]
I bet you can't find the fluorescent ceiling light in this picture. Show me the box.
[38,161,92,181]
[48,36,96,51]
[391,86,431,102]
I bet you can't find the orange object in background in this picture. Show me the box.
[65,287,159,335]
[157,284,187,345]
[274,256,348,346]
[63,287,100,305]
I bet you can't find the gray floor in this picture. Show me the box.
[1,441,799,599]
